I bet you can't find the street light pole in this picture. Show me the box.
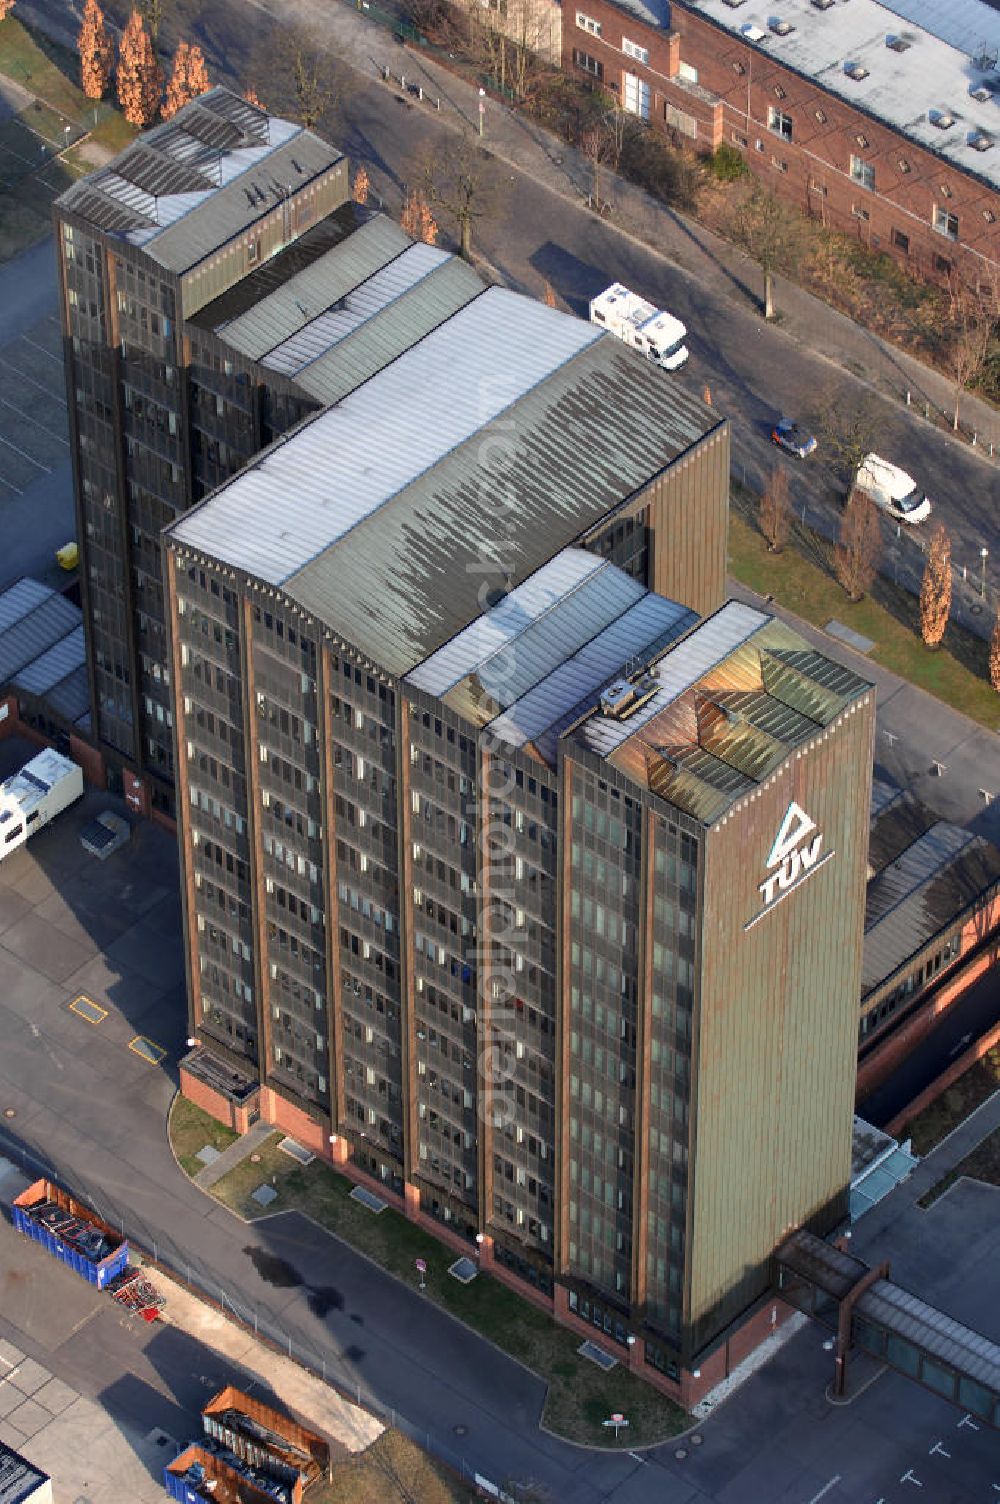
[478,87,485,137]
[980,546,989,600]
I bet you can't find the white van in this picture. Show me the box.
[854,453,932,524]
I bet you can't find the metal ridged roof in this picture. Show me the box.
[862,820,1000,993]
[291,262,484,407]
[214,214,412,360]
[583,602,767,759]
[858,1279,1000,1392]
[56,89,342,274]
[0,580,86,728]
[575,613,871,822]
[263,242,453,374]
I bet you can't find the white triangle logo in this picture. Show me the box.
[766,802,816,870]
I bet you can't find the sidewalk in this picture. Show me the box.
[192,1117,273,1189]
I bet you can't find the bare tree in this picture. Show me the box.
[262,26,355,132]
[945,272,998,430]
[138,0,164,45]
[919,524,952,648]
[760,465,792,554]
[813,391,880,485]
[422,135,495,261]
[834,487,881,602]
[733,183,804,320]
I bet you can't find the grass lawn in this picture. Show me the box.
[168,1094,239,1176]
[900,1043,1000,1157]
[312,1429,477,1504]
[0,17,89,122]
[728,507,1000,731]
[201,1137,687,1447]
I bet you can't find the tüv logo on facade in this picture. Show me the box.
[758,802,825,907]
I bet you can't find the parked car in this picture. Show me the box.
[854,452,932,523]
[770,418,817,459]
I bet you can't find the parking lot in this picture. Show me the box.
[0,240,74,585]
[0,734,188,1135]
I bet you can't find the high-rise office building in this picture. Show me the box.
[54,89,483,814]
[164,280,872,1401]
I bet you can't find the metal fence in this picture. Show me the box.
[0,1130,520,1502]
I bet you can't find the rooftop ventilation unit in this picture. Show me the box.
[770,18,794,36]
[969,130,994,151]
[971,84,992,103]
[599,676,659,720]
[973,43,998,72]
[886,34,911,53]
[720,0,747,7]
[740,22,767,41]
[844,62,870,81]
[811,0,835,10]
[929,109,955,128]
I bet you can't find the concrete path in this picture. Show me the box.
[191,1117,274,1189]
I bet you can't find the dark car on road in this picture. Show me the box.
[771,417,818,459]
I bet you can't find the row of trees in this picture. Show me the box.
[759,466,1000,685]
[78,0,209,128]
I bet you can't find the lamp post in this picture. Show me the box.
[478,87,486,137]
[475,1232,485,1260]
[186,1037,198,1049]
[63,124,71,152]
[980,546,989,600]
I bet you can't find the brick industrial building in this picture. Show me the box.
[565,0,1000,284]
[165,256,875,1399]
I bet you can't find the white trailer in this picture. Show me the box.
[0,748,83,861]
[589,283,690,370]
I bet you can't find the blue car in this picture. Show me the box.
[771,417,818,459]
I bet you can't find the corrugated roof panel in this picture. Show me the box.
[409,549,607,696]
[13,624,86,696]
[858,1279,1000,1390]
[295,263,484,406]
[489,594,697,752]
[0,596,81,683]
[171,289,603,586]
[0,578,51,634]
[43,666,91,725]
[582,602,768,759]
[263,242,452,374]
[216,215,411,360]
[866,822,975,927]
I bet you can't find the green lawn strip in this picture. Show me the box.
[0,17,90,122]
[728,509,1000,730]
[918,1125,1000,1209]
[898,1044,1000,1157]
[207,1145,686,1447]
[168,1094,239,1177]
[88,109,137,152]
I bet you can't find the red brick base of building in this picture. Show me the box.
[181,1069,798,1411]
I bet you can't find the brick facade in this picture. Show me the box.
[563,0,1000,285]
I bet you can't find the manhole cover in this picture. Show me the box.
[453,1424,468,1436]
[690,1433,703,1447]
[674,1447,688,1460]
[3,1108,15,1119]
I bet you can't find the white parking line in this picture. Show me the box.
[19,334,63,365]
[0,432,51,472]
[0,395,68,445]
[807,1478,841,1504]
[0,352,66,404]
[0,470,24,497]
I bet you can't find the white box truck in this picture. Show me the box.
[854,453,932,524]
[0,748,83,862]
[589,283,690,371]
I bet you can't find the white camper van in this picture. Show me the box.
[854,453,932,524]
[589,283,690,370]
[0,748,83,862]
